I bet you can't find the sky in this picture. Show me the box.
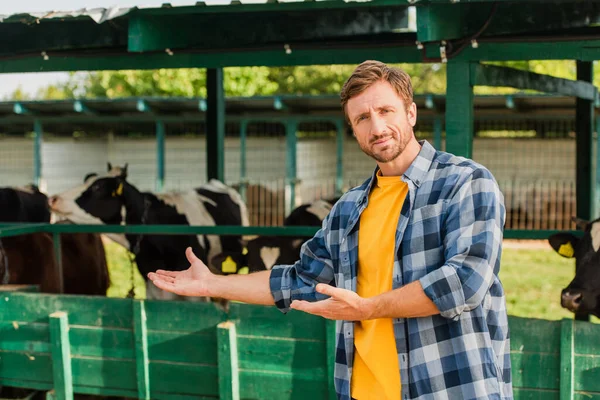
[0,0,211,99]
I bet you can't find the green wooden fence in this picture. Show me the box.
[0,288,599,400]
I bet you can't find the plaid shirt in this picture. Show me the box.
[270,140,512,400]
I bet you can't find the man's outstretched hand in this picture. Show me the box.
[290,283,372,321]
[147,247,213,297]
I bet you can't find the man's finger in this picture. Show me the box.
[291,299,329,315]
[154,269,178,278]
[316,283,348,299]
[148,273,175,284]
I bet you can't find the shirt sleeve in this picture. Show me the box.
[269,214,336,314]
[419,167,505,321]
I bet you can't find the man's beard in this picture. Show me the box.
[359,133,407,163]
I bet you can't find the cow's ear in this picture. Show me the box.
[572,217,590,231]
[548,233,578,258]
[121,163,128,179]
[107,162,112,172]
[211,253,244,275]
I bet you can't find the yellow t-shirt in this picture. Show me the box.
[351,171,408,400]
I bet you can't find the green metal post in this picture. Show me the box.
[49,311,74,400]
[445,62,475,158]
[559,319,574,400]
[133,301,150,400]
[53,232,63,294]
[576,61,594,222]
[433,116,443,150]
[286,119,298,216]
[335,119,345,196]
[156,120,165,192]
[239,120,248,202]
[207,68,225,182]
[33,119,42,187]
[217,321,240,400]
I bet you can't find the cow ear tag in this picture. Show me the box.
[242,247,248,255]
[221,256,238,273]
[558,242,574,258]
[116,183,124,196]
[237,266,249,275]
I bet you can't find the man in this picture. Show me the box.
[148,60,512,400]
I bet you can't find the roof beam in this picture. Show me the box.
[417,2,600,44]
[127,7,410,53]
[0,46,421,73]
[473,64,598,101]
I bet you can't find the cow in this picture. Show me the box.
[0,185,109,296]
[48,164,250,300]
[549,217,600,318]
[215,197,339,273]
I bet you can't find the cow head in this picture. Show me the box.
[549,217,600,317]
[49,163,128,225]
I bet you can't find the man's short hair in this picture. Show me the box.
[340,60,414,123]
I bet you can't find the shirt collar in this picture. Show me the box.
[356,140,436,204]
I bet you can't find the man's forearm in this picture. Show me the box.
[208,270,275,305]
[366,280,439,319]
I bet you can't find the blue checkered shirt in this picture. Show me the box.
[270,140,512,400]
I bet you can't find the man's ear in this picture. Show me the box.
[548,233,579,259]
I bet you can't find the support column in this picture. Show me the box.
[286,120,298,216]
[156,120,165,192]
[207,68,225,182]
[239,120,248,202]
[445,62,475,158]
[33,119,42,187]
[576,61,594,222]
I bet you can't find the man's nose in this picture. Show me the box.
[370,115,387,136]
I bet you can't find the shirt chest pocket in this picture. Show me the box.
[403,201,447,273]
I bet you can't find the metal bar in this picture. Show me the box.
[239,120,248,202]
[49,311,74,400]
[156,120,166,192]
[0,223,581,240]
[0,47,422,74]
[133,301,150,400]
[0,223,48,238]
[52,232,64,294]
[433,116,443,150]
[335,119,345,196]
[33,119,42,187]
[559,318,574,400]
[206,68,225,182]
[217,321,240,400]
[445,61,474,158]
[474,64,598,101]
[286,119,298,215]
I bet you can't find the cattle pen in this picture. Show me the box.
[3,0,600,399]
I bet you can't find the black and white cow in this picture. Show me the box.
[217,197,339,273]
[48,164,249,300]
[549,217,600,318]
